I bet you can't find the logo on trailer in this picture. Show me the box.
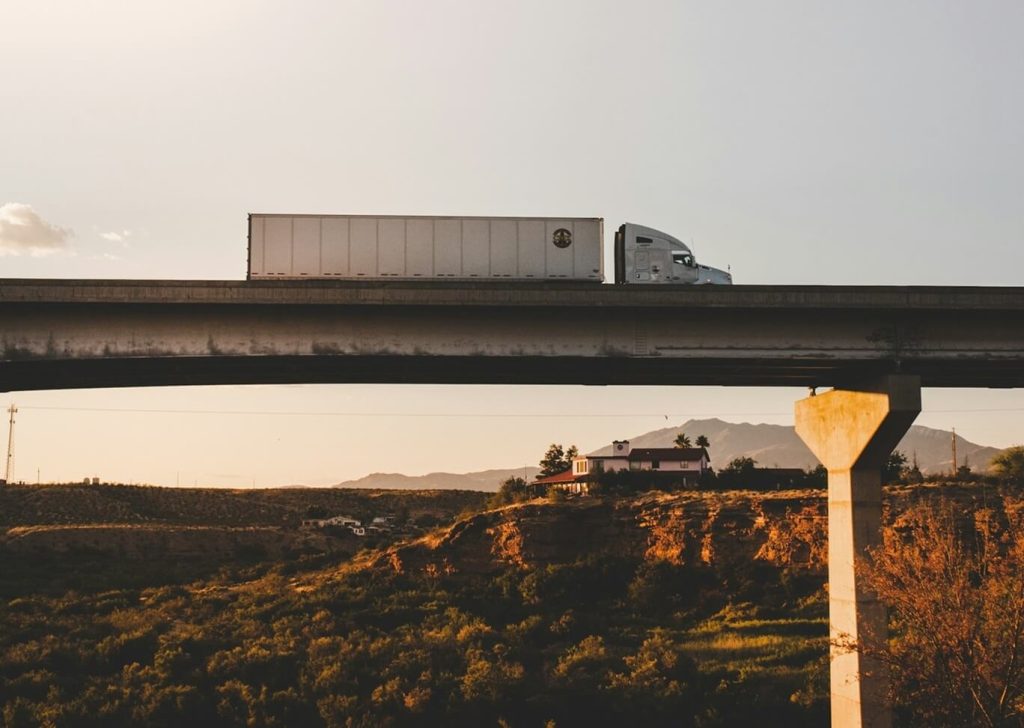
[552,228,572,248]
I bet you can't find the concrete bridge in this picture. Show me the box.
[4,278,1024,727]
[1,279,1022,390]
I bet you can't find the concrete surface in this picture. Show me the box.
[796,375,922,728]
[1,280,1022,391]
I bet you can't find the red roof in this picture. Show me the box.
[533,469,581,485]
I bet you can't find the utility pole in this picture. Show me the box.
[5,404,17,484]
[951,427,958,477]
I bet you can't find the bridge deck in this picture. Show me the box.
[2,279,1024,309]
[2,280,1023,391]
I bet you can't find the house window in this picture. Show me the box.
[652,460,660,469]
[629,461,640,471]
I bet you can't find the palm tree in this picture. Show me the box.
[674,433,692,448]
[695,435,710,448]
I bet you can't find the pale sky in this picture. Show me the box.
[2,1,1022,486]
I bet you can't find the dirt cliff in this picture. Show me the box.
[381,485,1016,580]
[382,490,828,578]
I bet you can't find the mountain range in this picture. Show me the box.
[333,467,541,492]
[333,419,1006,492]
[588,418,1003,474]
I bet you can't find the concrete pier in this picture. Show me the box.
[795,375,921,728]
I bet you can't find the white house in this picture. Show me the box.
[327,516,361,527]
[535,440,711,496]
[571,440,711,478]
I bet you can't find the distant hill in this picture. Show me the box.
[588,418,1004,474]
[0,483,488,528]
[332,421,1005,490]
[333,467,541,493]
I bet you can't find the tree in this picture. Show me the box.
[539,444,578,477]
[858,504,1024,726]
[607,630,700,720]
[717,457,757,489]
[883,450,907,484]
[673,433,692,449]
[488,477,530,508]
[904,453,924,484]
[552,636,613,693]
[805,464,827,488]
[695,435,710,448]
[724,456,756,474]
[992,446,1024,484]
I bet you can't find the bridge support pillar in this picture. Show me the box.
[795,375,920,728]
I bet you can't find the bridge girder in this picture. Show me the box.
[2,280,1023,391]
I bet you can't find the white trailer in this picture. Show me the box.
[248,214,603,281]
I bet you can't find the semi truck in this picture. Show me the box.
[247,214,732,285]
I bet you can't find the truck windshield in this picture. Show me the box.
[672,252,695,268]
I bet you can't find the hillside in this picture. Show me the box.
[0,483,487,528]
[381,488,828,578]
[0,483,488,597]
[2,482,1013,726]
[379,482,1013,580]
[589,417,1005,473]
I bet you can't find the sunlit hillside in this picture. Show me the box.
[2,482,1019,726]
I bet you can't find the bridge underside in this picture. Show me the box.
[1,280,1023,391]
[2,353,1022,392]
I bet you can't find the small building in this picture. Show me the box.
[301,515,362,529]
[325,515,361,527]
[534,468,589,495]
[572,440,710,478]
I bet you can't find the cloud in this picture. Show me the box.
[99,229,132,244]
[0,203,72,256]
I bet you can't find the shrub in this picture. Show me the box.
[859,503,1024,726]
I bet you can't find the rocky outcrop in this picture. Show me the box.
[380,490,829,578]
[632,491,828,572]
[378,486,1018,581]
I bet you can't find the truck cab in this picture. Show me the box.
[614,223,732,285]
